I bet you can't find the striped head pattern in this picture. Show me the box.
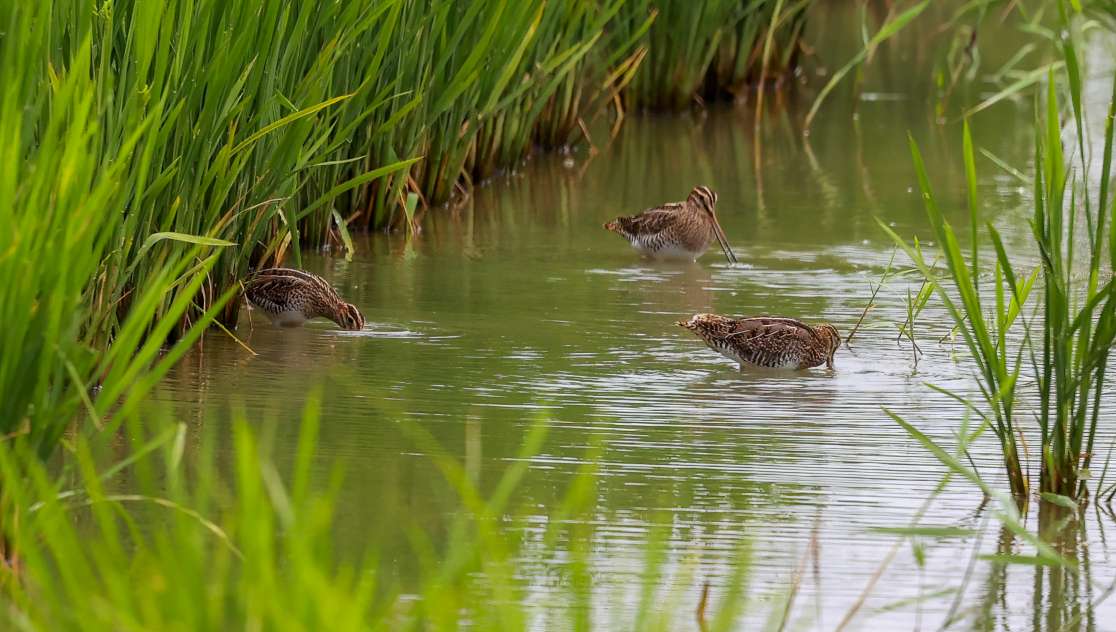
[336,302,365,331]
[687,185,737,264]
[687,185,718,215]
[815,324,841,368]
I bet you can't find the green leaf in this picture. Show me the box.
[296,156,423,222]
[1039,492,1078,511]
[231,93,353,155]
[912,540,926,567]
[979,148,1028,183]
[980,554,1064,567]
[963,119,979,285]
[963,62,1065,119]
[885,409,984,490]
[404,192,419,236]
[804,0,930,129]
[331,209,355,263]
[137,232,236,256]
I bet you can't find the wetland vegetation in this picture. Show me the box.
[5,0,1116,629]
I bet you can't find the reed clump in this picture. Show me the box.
[614,0,810,111]
[883,15,1116,502]
[3,0,818,465]
[0,1,237,458]
[13,0,812,342]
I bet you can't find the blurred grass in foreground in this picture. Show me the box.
[0,398,758,631]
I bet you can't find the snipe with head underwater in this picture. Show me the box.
[678,314,840,370]
[243,267,365,331]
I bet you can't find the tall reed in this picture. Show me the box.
[78,1,419,329]
[23,0,655,336]
[4,0,820,467]
[0,1,236,458]
[15,0,816,342]
[614,0,809,111]
[882,20,1116,501]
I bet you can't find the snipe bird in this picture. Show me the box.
[603,185,738,263]
[244,268,365,331]
[678,314,840,370]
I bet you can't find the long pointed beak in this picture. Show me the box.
[711,215,738,264]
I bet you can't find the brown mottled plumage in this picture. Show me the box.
[603,185,738,263]
[244,268,365,331]
[677,314,840,370]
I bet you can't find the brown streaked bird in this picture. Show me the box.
[603,185,738,263]
[677,314,840,370]
[244,268,365,331]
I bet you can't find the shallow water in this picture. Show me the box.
[151,11,1116,631]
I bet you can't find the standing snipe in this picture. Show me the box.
[603,185,738,263]
[678,314,840,370]
[244,268,365,331]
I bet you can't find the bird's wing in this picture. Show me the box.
[613,204,684,235]
[243,274,306,313]
[719,324,802,367]
[735,317,824,344]
[248,268,337,298]
[721,318,816,356]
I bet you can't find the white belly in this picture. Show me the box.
[742,357,802,370]
[710,342,800,370]
[710,343,745,365]
[634,242,699,261]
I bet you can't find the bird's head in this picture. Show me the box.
[687,186,737,264]
[335,302,366,331]
[687,185,718,215]
[816,324,841,369]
